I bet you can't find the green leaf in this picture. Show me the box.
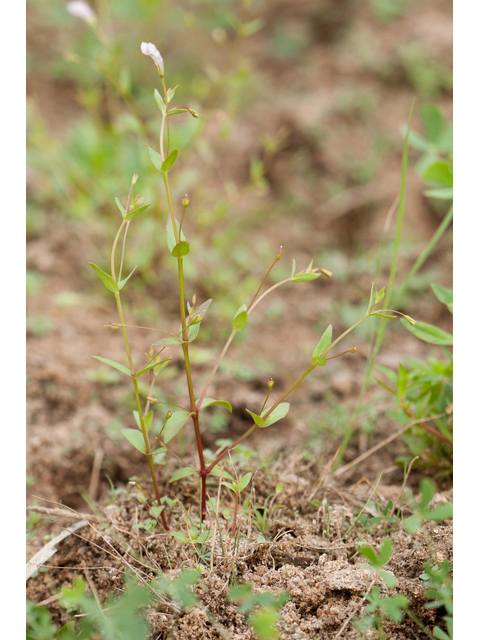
[377,538,393,566]
[124,203,152,221]
[209,465,235,481]
[198,398,233,413]
[422,160,453,188]
[424,187,453,200]
[154,88,166,116]
[425,503,453,521]
[233,304,248,330]
[169,467,197,482]
[167,108,190,115]
[121,429,147,454]
[89,263,119,293]
[312,324,332,362]
[172,240,190,257]
[57,621,77,640]
[358,545,378,565]
[239,472,253,492]
[133,410,153,431]
[312,355,327,366]
[166,215,186,252]
[91,355,131,376]
[400,318,453,345]
[149,505,165,518]
[291,272,321,282]
[420,104,445,144]
[431,284,453,313]
[145,144,164,172]
[172,531,190,544]
[246,409,264,427]
[374,287,386,305]
[115,197,126,217]
[118,266,137,290]
[135,358,171,377]
[163,410,191,443]
[166,85,179,101]
[161,149,179,172]
[261,402,290,428]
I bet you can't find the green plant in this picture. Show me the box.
[88,43,415,527]
[26,601,59,640]
[228,584,289,640]
[420,561,453,640]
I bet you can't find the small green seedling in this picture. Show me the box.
[403,479,453,534]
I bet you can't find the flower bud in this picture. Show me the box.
[320,269,333,278]
[66,1,97,25]
[140,42,164,76]
[267,378,274,390]
[182,194,191,207]
[147,396,160,404]
[132,173,138,185]
[165,410,172,420]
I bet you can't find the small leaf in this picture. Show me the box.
[169,467,197,482]
[115,197,126,217]
[154,88,166,115]
[144,411,154,431]
[91,355,131,376]
[290,259,296,277]
[172,531,190,544]
[261,402,290,427]
[198,398,233,413]
[400,318,453,345]
[161,149,179,172]
[163,410,191,443]
[167,85,179,101]
[419,104,445,144]
[118,266,137,290]
[291,272,321,282]
[312,355,327,366]
[89,263,119,293]
[145,144,164,172]
[168,107,190,115]
[246,409,264,427]
[124,203,151,221]
[431,284,453,313]
[312,324,332,362]
[210,466,235,481]
[57,621,76,640]
[374,287,386,305]
[424,187,453,200]
[121,428,147,454]
[172,241,190,257]
[233,304,248,330]
[149,505,165,518]
[136,358,171,377]
[239,472,253,492]
[422,160,453,188]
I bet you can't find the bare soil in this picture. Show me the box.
[27,0,452,637]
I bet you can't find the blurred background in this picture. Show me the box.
[26,0,452,508]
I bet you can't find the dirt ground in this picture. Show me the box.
[26,1,452,638]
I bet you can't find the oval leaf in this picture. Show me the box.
[246,409,264,427]
[153,336,184,348]
[431,284,453,313]
[135,357,171,378]
[312,324,332,361]
[233,304,248,331]
[145,144,164,172]
[121,428,147,454]
[400,318,453,345]
[312,355,327,366]
[154,88,166,116]
[198,398,233,413]
[91,355,131,376]
[124,203,151,222]
[261,402,290,428]
[161,149,178,172]
[163,410,191,444]
[172,241,190,257]
[169,467,197,483]
[291,273,321,282]
[89,263,119,293]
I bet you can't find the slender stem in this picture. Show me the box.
[160,114,166,161]
[198,329,237,408]
[110,221,127,283]
[206,424,259,473]
[118,221,130,282]
[161,77,171,156]
[113,291,168,530]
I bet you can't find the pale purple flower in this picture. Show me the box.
[141,42,164,76]
[66,1,97,25]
